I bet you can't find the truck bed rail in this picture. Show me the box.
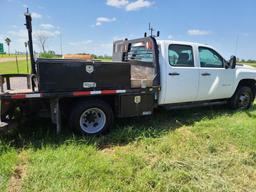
[0,86,160,100]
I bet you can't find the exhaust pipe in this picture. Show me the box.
[24,8,36,74]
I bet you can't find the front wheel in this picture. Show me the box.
[69,99,114,135]
[229,86,254,110]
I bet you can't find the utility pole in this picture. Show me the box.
[24,41,29,73]
[60,33,63,56]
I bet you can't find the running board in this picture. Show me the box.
[163,100,227,110]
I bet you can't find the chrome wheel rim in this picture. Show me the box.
[79,108,106,134]
[238,92,250,109]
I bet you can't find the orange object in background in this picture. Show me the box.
[63,54,92,60]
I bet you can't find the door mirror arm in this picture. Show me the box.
[229,55,237,69]
[224,61,229,69]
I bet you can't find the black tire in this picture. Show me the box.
[69,99,114,135]
[1,109,14,122]
[229,86,254,110]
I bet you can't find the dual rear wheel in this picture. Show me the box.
[69,100,114,135]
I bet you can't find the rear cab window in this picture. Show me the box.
[127,42,154,62]
[168,44,194,67]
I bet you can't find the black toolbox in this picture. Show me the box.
[36,59,131,92]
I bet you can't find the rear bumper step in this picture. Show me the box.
[0,121,8,128]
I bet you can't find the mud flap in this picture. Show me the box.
[50,98,61,134]
[0,99,8,128]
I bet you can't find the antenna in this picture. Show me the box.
[149,23,154,36]
[145,22,160,38]
[235,35,239,56]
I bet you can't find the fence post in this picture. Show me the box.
[15,55,20,74]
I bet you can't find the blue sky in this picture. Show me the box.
[0,0,256,59]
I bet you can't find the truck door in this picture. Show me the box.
[197,47,233,100]
[164,44,199,104]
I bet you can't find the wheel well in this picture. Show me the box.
[237,79,256,97]
[60,95,117,118]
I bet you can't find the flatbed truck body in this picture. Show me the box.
[1,10,256,135]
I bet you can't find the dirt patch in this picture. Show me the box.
[0,58,26,63]
[101,147,116,154]
[101,144,131,155]
[8,151,28,192]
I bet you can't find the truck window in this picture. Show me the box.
[199,47,223,68]
[168,44,194,67]
[127,42,153,62]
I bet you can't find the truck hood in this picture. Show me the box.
[236,63,256,70]
[236,64,256,79]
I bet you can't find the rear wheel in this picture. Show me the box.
[229,86,254,110]
[69,100,114,135]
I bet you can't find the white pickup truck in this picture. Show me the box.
[156,40,256,108]
[1,17,256,135]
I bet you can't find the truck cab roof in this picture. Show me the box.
[157,40,215,50]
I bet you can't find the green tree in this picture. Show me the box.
[5,37,11,55]
[39,50,57,58]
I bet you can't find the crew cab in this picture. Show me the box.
[0,11,256,135]
[156,40,256,107]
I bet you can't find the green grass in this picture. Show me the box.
[238,63,256,67]
[1,104,256,191]
[0,58,255,191]
[0,59,113,75]
[0,60,31,74]
[99,58,112,62]
[245,63,256,68]
[0,54,26,58]
[0,141,18,191]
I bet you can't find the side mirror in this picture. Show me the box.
[229,55,236,69]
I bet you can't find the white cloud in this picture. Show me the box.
[69,40,93,46]
[126,0,153,11]
[53,30,61,35]
[40,24,55,30]
[106,0,129,8]
[106,0,153,11]
[8,29,28,39]
[23,4,28,8]
[0,34,4,42]
[8,28,60,42]
[66,40,112,56]
[5,25,62,53]
[187,29,211,36]
[34,30,60,37]
[96,17,116,26]
[31,12,42,19]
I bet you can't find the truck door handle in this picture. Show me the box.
[201,72,211,76]
[169,72,180,76]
